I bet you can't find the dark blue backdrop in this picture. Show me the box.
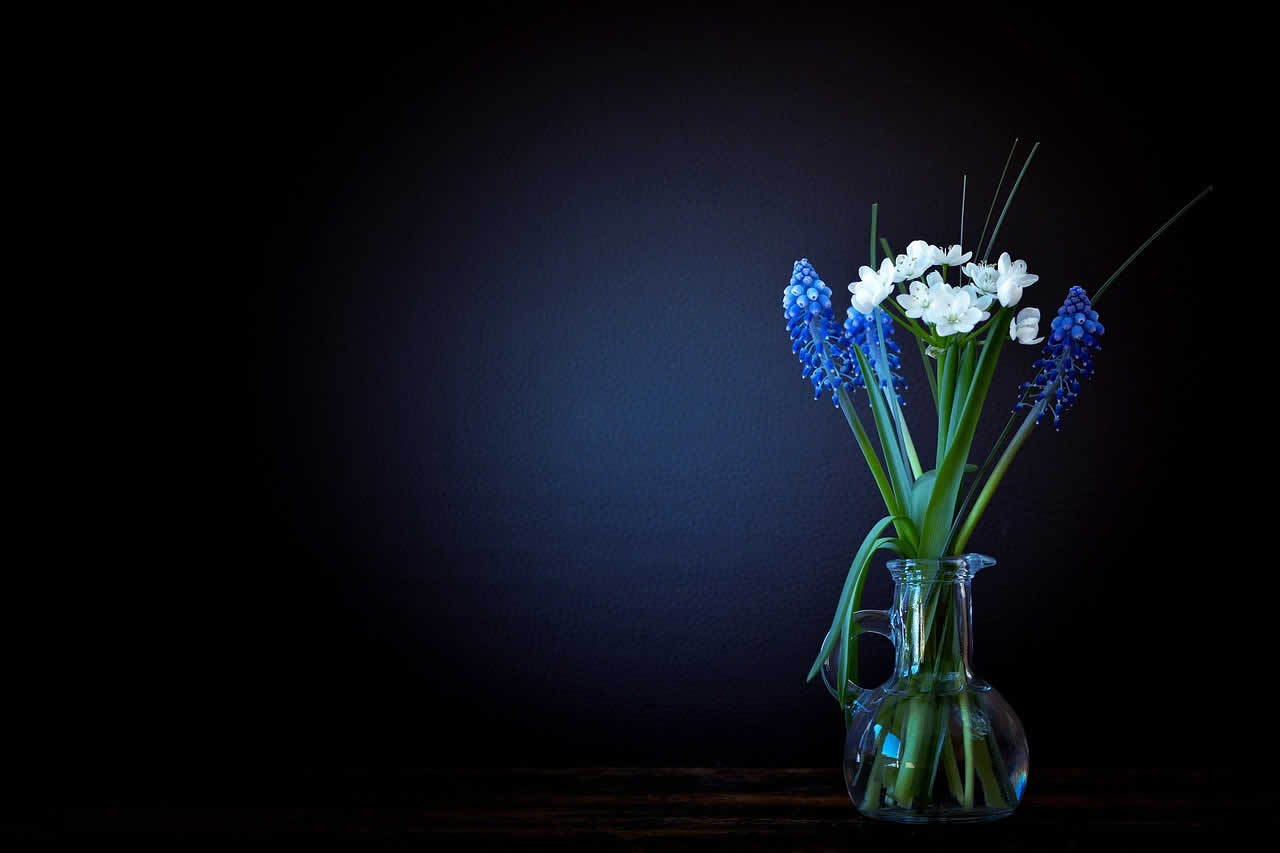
[233,6,1238,777]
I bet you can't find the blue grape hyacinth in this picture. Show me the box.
[843,307,908,407]
[1017,286,1105,430]
[784,259,864,405]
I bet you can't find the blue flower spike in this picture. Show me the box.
[843,307,908,407]
[784,259,864,406]
[1017,285,1105,430]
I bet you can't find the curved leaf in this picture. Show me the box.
[849,343,913,506]
[807,517,905,682]
[838,534,904,710]
[919,313,1009,556]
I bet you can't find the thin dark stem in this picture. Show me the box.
[1091,186,1214,306]
[974,139,1018,261]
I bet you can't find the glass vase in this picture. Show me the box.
[822,553,1028,823]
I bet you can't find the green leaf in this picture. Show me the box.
[908,467,976,535]
[838,533,903,709]
[849,343,913,507]
[834,387,900,518]
[947,341,976,448]
[879,237,895,267]
[869,202,879,267]
[893,516,919,551]
[909,469,938,534]
[918,311,1010,556]
[936,345,957,467]
[807,516,903,683]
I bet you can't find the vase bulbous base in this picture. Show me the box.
[841,684,1028,824]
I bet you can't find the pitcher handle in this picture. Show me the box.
[821,609,893,707]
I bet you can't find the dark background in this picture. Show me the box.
[31,5,1259,799]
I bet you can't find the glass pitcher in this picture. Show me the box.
[823,553,1028,823]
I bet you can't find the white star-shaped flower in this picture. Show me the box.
[961,260,1000,296]
[893,240,935,282]
[961,284,993,320]
[849,257,896,315]
[895,270,947,319]
[930,244,972,267]
[995,252,1039,307]
[925,284,984,337]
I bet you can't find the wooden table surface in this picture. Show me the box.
[11,767,1274,846]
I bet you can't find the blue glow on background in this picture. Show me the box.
[247,6,1228,771]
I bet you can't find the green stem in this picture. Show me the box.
[877,297,933,342]
[835,384,899,518]
[923,699,950,804]
[958,692,976,808]
[918,322,1007,558]
[880,237,895,270]
[951,386,1031,548]
[936,347,956,467]
[1091,185,1214,306]
[870,307,923,481]
[971,737,1008,809]
[982,142,1039,261]
[917,336,939,409]
[848,344,914,511]
[941,724,963,801]
[983,729,1016,807]
[870,202,878,267]
[902,422,923,480]
[861,713,890,810]
[946,342,976,449]
[974,138,1019,261]
[950,398,1042,554]
[957,174,966,284]
[893,696,933,807]
[883,700,910,804]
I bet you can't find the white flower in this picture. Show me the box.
[995,252,1039,307]
[1009,307,1044,345]
[961,284,993,320]
[961,260,1000,295]
[895,270,946,319]
[849,257,896,314]
[893,240,934,282]
[930,244,972,267]
[924,283,984,336]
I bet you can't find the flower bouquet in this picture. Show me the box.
[781,142,1210,823]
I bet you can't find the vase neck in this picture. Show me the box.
[884,555,992,692]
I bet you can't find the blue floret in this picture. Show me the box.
[1016,286,1105,430]
[842,307,908,407]
[784,259,864,405]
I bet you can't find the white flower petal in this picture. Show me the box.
[997,278,1022,307]
[877,257,897,284]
